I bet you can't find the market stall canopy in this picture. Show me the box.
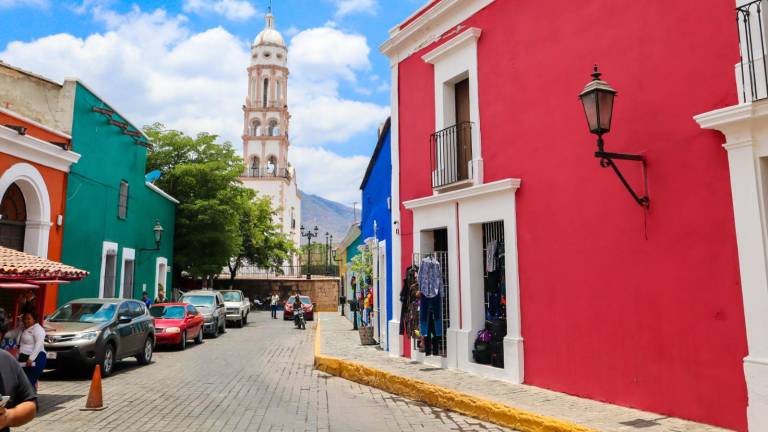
[0,246,88,281]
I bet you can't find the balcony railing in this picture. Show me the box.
[244,167,291,179]
[737,0,768,102]
[430,122,473,189]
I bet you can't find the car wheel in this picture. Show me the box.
[137,337,153,365]
[178,331,187,351]
[243,313,248,325]
[195,328,203,344]
[237,317,243,328]
[220,318,227,334]
[211,320,219,338]
[100,344,115,377]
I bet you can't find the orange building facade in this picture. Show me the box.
[0,107,80,315]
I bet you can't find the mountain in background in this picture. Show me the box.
[300,191,356,242]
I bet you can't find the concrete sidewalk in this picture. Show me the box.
[315,313,730,432]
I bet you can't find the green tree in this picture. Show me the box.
[144,123,292,282]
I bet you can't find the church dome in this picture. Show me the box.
[254,13,285,47]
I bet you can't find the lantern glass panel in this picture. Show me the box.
[580,91,599,133]
[597,90,615,132]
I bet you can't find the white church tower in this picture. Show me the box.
[241,6,301,270]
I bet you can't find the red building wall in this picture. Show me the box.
[396,1,747,429]
[0,112,71,314]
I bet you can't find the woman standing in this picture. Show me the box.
[18,311,46,388]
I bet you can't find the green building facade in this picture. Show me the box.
[59,82,176,304]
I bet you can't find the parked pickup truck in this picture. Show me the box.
[219,290,250,328]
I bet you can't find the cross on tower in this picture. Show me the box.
[267,0,272,13]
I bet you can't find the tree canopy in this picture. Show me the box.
[144,123,294,281]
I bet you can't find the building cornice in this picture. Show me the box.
[422,27,481,64]
[403,178,521,210]
[380,0,494,63]
[0,106,71,140]
[0,125,80,172]
[693,102,762,130]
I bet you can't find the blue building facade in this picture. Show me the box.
[360,118,392,350]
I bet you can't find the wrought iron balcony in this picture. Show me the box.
[430,122,473,189]
[737,0,768,102]
[244,166,291,179]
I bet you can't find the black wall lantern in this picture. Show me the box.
[579,65,649,208]
[140,220,164,252]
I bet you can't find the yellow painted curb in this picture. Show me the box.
[313,313,595,432]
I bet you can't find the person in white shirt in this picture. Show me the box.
[18,311,46,387]
[270,292,280,319]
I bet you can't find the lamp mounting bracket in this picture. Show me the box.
[594,137,650,208]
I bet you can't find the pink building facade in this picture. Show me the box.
[383,1,762,430]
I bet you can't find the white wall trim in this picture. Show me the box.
[389,61,403,355]
[0,162,52,257]
[404,178,521,209]
[145,182,179,204]
[98,241,119,299]
[118,248,135,298]
[380,0,495,63]
[0,127,80,172]
[695,103,768,431]
[155,257,168,300]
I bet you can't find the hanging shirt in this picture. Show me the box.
[486,240,498,273]
[418,257,443,299]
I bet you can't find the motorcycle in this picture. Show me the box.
[294,306,306,330]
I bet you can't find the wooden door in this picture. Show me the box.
[454,79,471,180]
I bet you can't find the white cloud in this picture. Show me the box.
[0,6,388,204]
[0,6,248,146]
[182,0,257,21]
[286,26,388,147]
[331,0,377,17]
[0,0,47,8]
[292,147,368,204]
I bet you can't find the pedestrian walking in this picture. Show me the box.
[17,311,46,388]
[141,291,152,307]
[270,291,280,319]
[154,286,167,304]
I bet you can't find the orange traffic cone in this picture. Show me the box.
[80,365,107,411]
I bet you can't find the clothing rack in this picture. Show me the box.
[412,251,450,358]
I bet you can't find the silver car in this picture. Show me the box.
[180,290,226,337]
[44,298,155,377]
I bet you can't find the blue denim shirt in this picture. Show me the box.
[417,257,443,298]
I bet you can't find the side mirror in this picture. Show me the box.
[118,316,132,324]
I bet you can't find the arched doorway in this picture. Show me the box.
[0,183,26,251]
[0,163,51,257]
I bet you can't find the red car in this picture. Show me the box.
[150,303,204,350]
[283,295,314,321]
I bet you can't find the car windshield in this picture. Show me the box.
[181,295,214,307]
[221,292,242,302]
[48,303,117,323]
[150,306,185,319]
[288,296,311,305]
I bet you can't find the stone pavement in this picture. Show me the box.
[317,313,731,432]
[18,311,512,432]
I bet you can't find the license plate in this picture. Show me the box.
[46,351,57,360]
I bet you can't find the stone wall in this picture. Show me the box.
[213,277,340,312]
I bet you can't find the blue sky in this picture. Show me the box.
[0,0,423,204]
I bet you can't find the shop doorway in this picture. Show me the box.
[409,228,450,358]
[472,221,506,369]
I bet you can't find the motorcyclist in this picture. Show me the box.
[293,295,304,327]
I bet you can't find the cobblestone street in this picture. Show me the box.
[18,311,511,432]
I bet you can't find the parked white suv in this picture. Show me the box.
[219,290,250,328]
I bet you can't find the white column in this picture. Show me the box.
[725,140,768,431]
[389,61,403,357]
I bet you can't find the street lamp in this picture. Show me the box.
[579,65,649,208]
[324,232,329,275]
[140,220,164,251]
[300,225,319,279]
